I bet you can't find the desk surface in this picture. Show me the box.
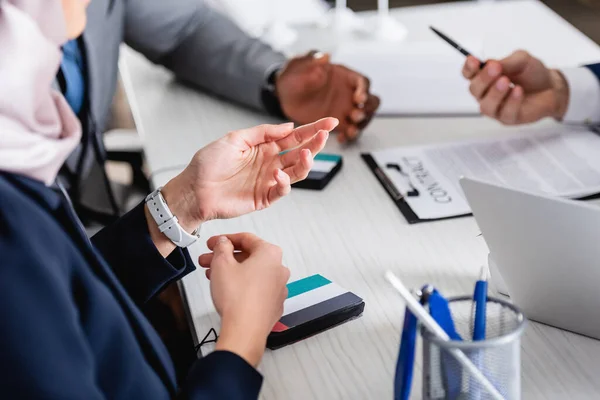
[120,1,600,398]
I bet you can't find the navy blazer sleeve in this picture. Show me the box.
[0,206,263,400]
[180,352,263,399]
[91,202,196,305]
[586,64,600,81]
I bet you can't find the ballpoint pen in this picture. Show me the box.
[429,26,516,90]
[430,26,486,68]
[385,271,504,400]
[473,266,488,341]
[470,266,489,400]
[429,290,462,341]
[428,289,463,399]
[395,286,432,400]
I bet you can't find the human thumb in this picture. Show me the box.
[500,50,533,77]
[211,236,235,267]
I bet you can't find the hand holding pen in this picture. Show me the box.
[430,26,569,125]
[429,26,571,126]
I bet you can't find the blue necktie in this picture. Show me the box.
[60,40,85,115]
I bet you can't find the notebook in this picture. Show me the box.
[332,40,482,115]
[268,274,365,349]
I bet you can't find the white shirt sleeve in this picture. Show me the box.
[560,67,600,124]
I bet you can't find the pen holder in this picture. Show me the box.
[422,296,526,400]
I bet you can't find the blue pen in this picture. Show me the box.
[395,306,418,400]
[394,286,432,400]
[473,266,488,341]
[429,289,462,399]
[470,266,489,400]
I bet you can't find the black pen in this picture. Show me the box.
[430,26,486,68]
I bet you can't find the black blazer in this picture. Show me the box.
[587,63,600,82]
[0,173,262,399]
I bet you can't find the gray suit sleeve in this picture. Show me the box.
[123,0,287,110]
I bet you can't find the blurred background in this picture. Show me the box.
[331,0,600,43]
[109,0,600,133]
[106,0,600,213]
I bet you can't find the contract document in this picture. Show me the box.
[362,129,600,223]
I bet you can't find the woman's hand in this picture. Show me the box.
[161,118,338,233]
[199,233,290,367]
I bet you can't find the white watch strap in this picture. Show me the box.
[145,187,200,248]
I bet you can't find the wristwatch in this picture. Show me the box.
[145,187,201,248]
[261,68,287,119]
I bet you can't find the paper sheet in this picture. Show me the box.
[332,41,482,115]
[367,129,600,221]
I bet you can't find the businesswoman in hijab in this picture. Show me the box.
[0,1,338,398]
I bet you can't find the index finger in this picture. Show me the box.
[275,117,338,151]
[462,56,483,79]
[228,122,295,149]
[206,233,267,253]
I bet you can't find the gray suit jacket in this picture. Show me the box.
[65,0,286,207]
[86,0,286,133]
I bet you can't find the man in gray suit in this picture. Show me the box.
[60,0,379,217]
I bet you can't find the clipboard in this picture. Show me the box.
[362,149,600,225]
[361,153,471,224]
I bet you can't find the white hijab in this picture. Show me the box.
[0,0,81,186]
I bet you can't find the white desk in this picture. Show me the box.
[120,1,600,398]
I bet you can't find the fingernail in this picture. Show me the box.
[218,236,228,243]
[496,78,509,91]
[277,169,286,179]
[312,51,325,59]
[488,64,501,77]
[280,122,294,129]
[512,87,522,99]
[355,111,366,122]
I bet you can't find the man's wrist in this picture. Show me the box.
[261,67,287,119]
[550,69,570,120]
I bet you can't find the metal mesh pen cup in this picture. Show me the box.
[422,296,527,400]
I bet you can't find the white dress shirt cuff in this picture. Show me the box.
[560,67,600,124]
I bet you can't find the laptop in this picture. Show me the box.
[460,177,600,340]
